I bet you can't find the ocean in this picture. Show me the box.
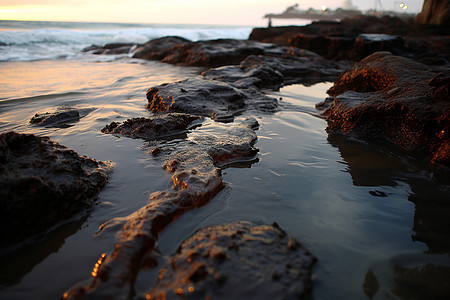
[1,20,449,300]
[0,20,253,62]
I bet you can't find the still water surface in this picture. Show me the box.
[0,58,449,299]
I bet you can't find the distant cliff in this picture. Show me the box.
[415,0,450,26]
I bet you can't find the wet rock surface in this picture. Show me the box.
[250,16,417,44]
[147,221,316,300]
[317,51,450,167]
[239,54,351,86]
[101,113,202,140]
[62,119,260,299]
[30,107,95,127]
[0,131,113,253]
[132,36,192,60]
[289,33,411,62]
[135,38,295,68]
[201,64,285,90]
[146,77,278,121]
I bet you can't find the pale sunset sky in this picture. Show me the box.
[0,0,424,26]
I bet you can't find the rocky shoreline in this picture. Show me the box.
[1,1,449,299]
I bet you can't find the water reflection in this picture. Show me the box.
[0,216,86,288]
[328,133,450,298]
[329,134,450,253]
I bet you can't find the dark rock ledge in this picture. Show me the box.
[0,131,113,253]
[101,113,203,140]
[146,77,279,122]
[87,36,351,89]
[316,51,450,167]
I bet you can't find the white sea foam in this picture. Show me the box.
[0,21,252,62]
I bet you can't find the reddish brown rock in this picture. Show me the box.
[317,51,450,167]
[415,0,450,26]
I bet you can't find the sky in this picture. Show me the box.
[0,0,425,26]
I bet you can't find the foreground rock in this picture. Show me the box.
[146,77,278,121]
[0,132,113,253]
[147,221,316,299]
[316,52,450,167]
[63,119,260,298]
[101,113,202,140]
[30,107,95,127]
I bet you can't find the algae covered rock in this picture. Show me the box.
[317,52,450,167]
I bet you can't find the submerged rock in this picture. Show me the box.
[147,221,316,300]
[101,113,203,140]
[363,253,450,299]
[30,107,95,127]
[0,132,113,253]
[317,51,450,167]
[62,119,260,299]
[83,43,137,55]
[146,77,278,121]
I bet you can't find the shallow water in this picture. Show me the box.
[0,58,449,299]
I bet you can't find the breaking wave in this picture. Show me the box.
[0,20,252,61]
